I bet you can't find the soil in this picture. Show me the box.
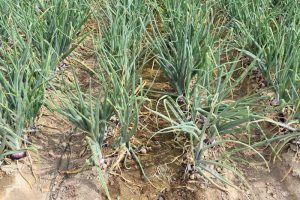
[1,109,300,200]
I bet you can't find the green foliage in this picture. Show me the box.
[51,70,113,151]
[150,0,217,97]
[0,25,48,155]
[147,39,264,189]
[220,0,300,118]
[0,0,89,156]
[50,0,152,197]
[95,0,152,146]
[49,68,113,199]
[33,0,90,65]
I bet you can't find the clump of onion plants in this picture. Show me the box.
[0,2,11,42]
[32,0,90,66]
[148,35,299,190]
[49,0,151,196]
[1,0,89,67]
[149,0,217,97]
[49,67,113,199]
[147,41,261,190]
[94,0,152,174]
[0,26,49,160]
[50,57,144,200]
[0,0,90,160]
[220,0,300,121]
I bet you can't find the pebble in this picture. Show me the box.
[109,180,114,186]
[189,174,195,180]
[102,164,108,170]
[290,144,298,152]
[146,146,152,151]
[292,171,298,177]
[99,159,105,165]
[140,147,147,154]
[216,167,222,173]
[282,191,289,197]
[48,150,55,158]
[270,98,280,106]
[195,173,202,180]
[158,195,165,200]
[62,142,67,148]
[154,143,162,149]
[91,166,97,173]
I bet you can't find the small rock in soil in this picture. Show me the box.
[99,159,105,165]
[140,147,147,154]
[48,150,55,158]
[146,146,152,151]
[62,142,67,148]
[290,144,298,152]
[195,173,202,180]
[216,167,222,173]
[102,164,108,170]
[282,191,289,197]
[270,98,280,106]
[189,174,195,180]
[109,180,114,186]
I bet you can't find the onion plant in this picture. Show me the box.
[149,0,217,97]
[147,40,266,189]
[49,55,145,200]
[0,0,90,160]
[220,0,300,120]
[49,68,113,199]
[148,31,299,189]
[96,0,151,76]
[49,0,151,196]
[0,25,49,159]
[4,0,89,68]
[0,1,11,42]
[32,0,90,66]
[94,0,152,173]
[147,2,300,183]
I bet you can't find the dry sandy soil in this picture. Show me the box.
[0,108,300,200]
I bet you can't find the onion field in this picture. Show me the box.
[0,0,299,199]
